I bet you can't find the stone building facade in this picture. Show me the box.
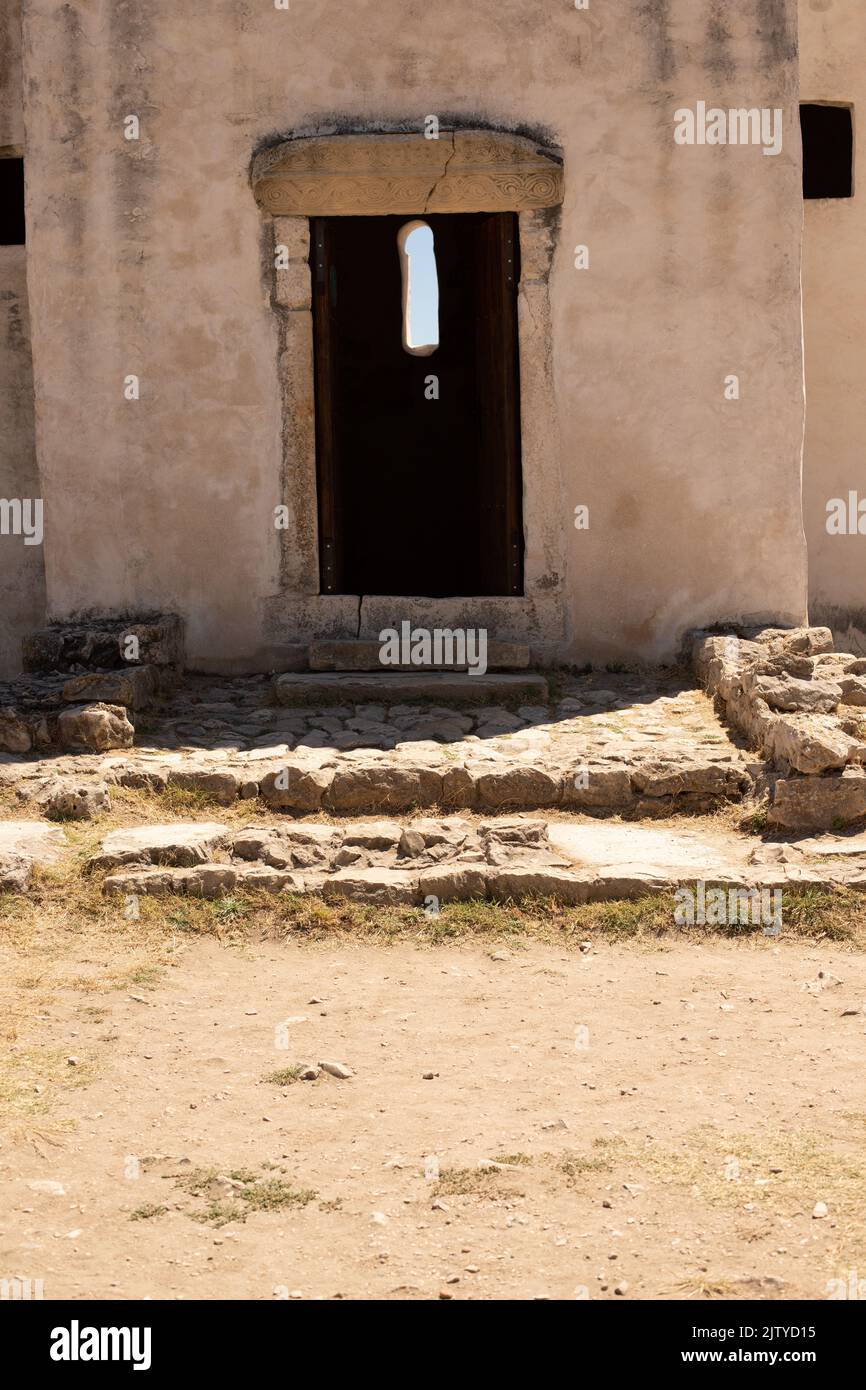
[0,1,861,676]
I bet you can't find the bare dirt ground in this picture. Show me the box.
[3,929,866,1301]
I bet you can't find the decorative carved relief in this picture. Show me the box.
[252,131,563,217]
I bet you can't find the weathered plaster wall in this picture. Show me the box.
[1,0,44,678]
[20,0,807,668]
[0,0,24,149]
[0,246,45,678]
[800,0,866,653]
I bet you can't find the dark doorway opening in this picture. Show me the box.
[0,157,25,244]
[312,211,524,596]
[800,104,853,199]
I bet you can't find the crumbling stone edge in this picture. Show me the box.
[691,625,866,830]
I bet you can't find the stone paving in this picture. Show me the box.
[1,670,755,818]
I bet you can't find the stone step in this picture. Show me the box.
[272,671,548,705]
[308,639,531,672]
[87,816,866,906]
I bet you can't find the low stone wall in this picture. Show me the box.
[22,615,184,675]
[693,626,866,829]
[0,614,184,755]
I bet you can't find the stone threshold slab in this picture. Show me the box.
[308,640,531,672]
[273,672,549,705]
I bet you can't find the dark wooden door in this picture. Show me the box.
[312,211,523,596]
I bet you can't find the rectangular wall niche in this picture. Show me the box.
[0,157,26,244]
[312,211,523,598]
[800,104,854,199]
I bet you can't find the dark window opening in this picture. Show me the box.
[800,104,853,199]
[0,157,25,243]
[312,211,524,597]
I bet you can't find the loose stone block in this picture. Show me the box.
[839,676,866,706]
[237,866,307,893]
[91,822,228,870]
[476,767,560,809]
[560,766,633,811]
[326,765,442,813]
[768,772,866,830]
[56,703,134,752]
[62,666,158,710]
[750,674,842,714]
[0,707,33,753]
[418,865,489,902]
[167,768,241,806]
[440,766,477,809]
[486,866,590,904]
[342,820,404,850]
[322,868,422,905]
[31,778,111,821]
[631,761,743,800]
[186,865,239,898]
[259,765,333,811]
[0,821,67,891]
[769,718,863,775]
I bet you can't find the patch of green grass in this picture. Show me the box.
[166,907,195,929]
[130,1203,169,1221]
[263,1065,305,1086]
[192,1202,238,1226]
[740,806,769,834]
[147,885,866,949]
[780,887,862,940]
[0,1045,98,1127]
[170,1165,316,1226]
[127,964,163,988]
[209,896,248,924]
[561,894,676,941]
[156,784,222,813]
[611,1125,866,1220]
[418,897,527,943]
[238,1178,316,1215]
[433,1165,522,1199]
[558,1150,614,1183]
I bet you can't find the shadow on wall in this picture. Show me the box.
[0,243,46,678]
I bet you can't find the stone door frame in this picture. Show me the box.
[252,129,568,657]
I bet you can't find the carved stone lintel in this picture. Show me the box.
[252,131,563,217]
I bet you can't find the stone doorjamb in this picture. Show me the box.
[252,130,567,656]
